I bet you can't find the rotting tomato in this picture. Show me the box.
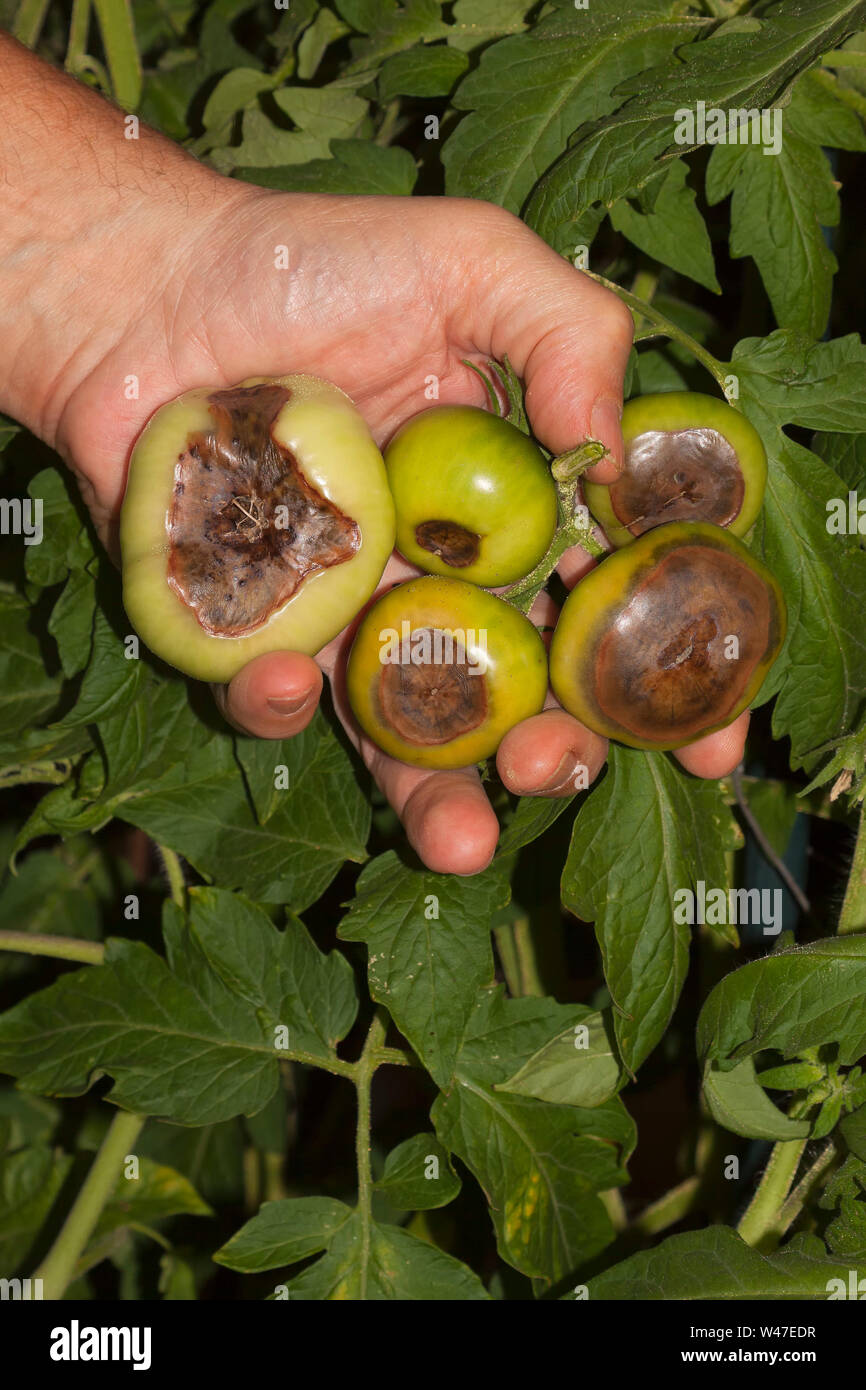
[120,374,396,682]
[346,575,548,769]
[583,392,767,547]
[384,405,558,586]
[549,521,786,751]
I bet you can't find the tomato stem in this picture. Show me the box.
[501,440,606,614]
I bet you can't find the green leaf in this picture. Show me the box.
[213,84,369,171]
[706,68,866,335]
[494,793,575,858]
[287,1212,490,1299]
[0,890,357,1124]
[214,1196,352,1271]
[583,1228,861,1300]
[0,591,61,740]
[202,67,274,131]
[562,748,739,1075]
[89,1156,212,1244]
[56,606,146,729]
[729,332,866,763]
[496,1009,621,1109]
[698,936,866,1077]
[0,849,102,981]
[0,1146,73,1273]
[236,139,417,195]
[24,467,94,589]
[432,987,634,1285]
[374,1134,461,1210]
[48,568,97,679]
[448,0,529,53]
[444,0,701,212]
[610,158,719,291]
[812,430,866,494]
[702,1057,810,1141]
[527,0,866,250]
[379,44,467,99]
[339,850,507,1085]
[297,8,350,81]
[116,712,370,911]
[707,133,837,339]
[820,1155,866,1260]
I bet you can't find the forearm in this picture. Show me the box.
[0,32,228,445]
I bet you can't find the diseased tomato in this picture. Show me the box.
[346,575,548,769]
[584,392,767,548]
[549,521,786,751]
[384,405,557,586]
[120,374,395,681]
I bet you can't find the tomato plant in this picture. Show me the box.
[2,0,866,1333]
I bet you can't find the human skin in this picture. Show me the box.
[0,33,748,875]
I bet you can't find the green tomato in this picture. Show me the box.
[346,575,548,769]
[121,374,395,682]
[549,521,786,751]
[584,392,767,548]
[384,405,557,586]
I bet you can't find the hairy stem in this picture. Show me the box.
[35,1108,146,1299]
[584,270,728,392]
[838,804,866,935]
[0,931,104,964]
[355,1010,387,1298]
[737,1100,810,1251]
[92,0,141,110]
[156,843,186,910]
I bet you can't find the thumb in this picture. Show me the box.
[470,211,634,482]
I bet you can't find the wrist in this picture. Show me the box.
[0,32,241,448]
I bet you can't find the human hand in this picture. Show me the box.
[0,39,747,876]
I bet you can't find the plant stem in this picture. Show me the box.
[35,1108,146,1299]
[501,441,607,615]
[354,1010,386,1298]
[375,98,402,147]
[92,0,141,110]
[771,1142,837,1243]
[838,804,866,935]
[66,0,91,73]
[0,931,104,965]
[13,0,50,46]
[634,1175,701,1236]
[584,270,728,392]
[737,1104,809,1251]
[730,764,811,917]
[156,843,186,910]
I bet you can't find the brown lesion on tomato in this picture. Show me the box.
[594,546,772,742]
[611,429,745,537]
[378,629,487,744]
[167,382,360,637]
[415,519,481,568]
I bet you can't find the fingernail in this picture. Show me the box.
[590,397,623,469]
[267,694,310,715]
[515,750,585,797]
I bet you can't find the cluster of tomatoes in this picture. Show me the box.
[121,373,785,771]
